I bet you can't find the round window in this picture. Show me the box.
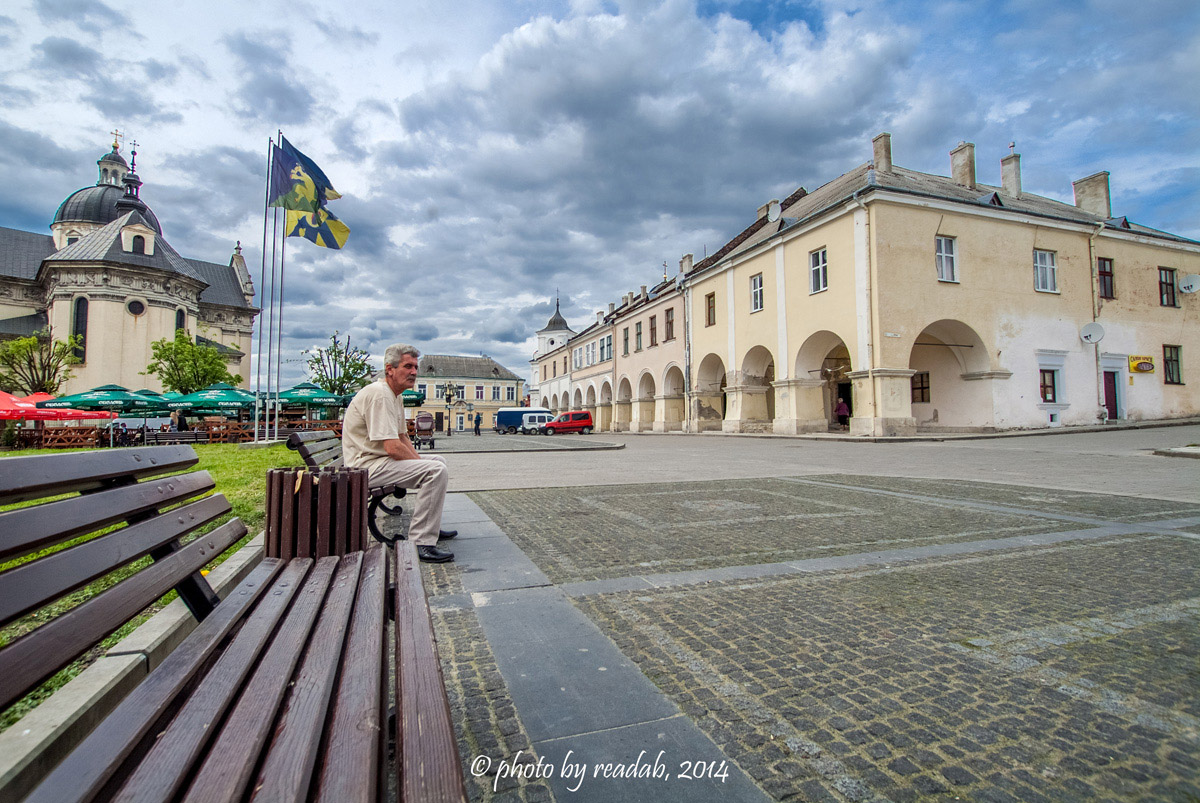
[127,300,146,316]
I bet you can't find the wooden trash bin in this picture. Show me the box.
[265,466,369,558]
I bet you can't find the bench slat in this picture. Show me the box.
[314,546,387,803]
[0,446,199,505]
[104,559,309,803]
[0,470,216,563]
[0,494,231,624]
[286,430,336,446]
[181,557,335,803]
[252,553,365,802]
[22,558,287,803]
[0,517,246,711]
[395,540,468,803]
[297,440,341,464]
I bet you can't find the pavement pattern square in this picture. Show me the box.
[470,477,1098,584]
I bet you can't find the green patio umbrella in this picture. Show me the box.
[165,383,256,413]
[37,384,161,445]
[277,382,341,406]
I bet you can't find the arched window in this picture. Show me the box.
[72,297,88,361]
[132,235,145,254]
[176,309,186,331]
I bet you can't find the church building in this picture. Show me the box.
[0,139,258,393]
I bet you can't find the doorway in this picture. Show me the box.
[1103,371,1119,420]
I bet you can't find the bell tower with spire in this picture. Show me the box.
[536,295,574,355]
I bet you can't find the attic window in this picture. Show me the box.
[132,235,145,254]
[977,192,1004,207]
[1106,216,1131,229]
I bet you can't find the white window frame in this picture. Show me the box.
[750,273,764,312]
[1035,349,1069,425]
[492,385,501,400]
[506,385,516,401]
[1034,249,1058,293]
[810,249,828,294]
[573,347,583,370]
[475,385,484,400]
[935,236,958,282]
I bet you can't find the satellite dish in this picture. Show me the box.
[1180,274,1200,294]
[1080,322,1105,344]
[767,201,781,222]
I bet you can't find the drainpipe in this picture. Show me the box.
[683,282,695,432]
[852,189,876,434]
[1089,222,1106,417]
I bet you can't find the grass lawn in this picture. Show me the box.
[0,442,303,731]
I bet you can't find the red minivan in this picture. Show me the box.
[542,410,594,435]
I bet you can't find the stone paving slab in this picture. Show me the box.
[814,475,1200,523]
[470,478,1103,584]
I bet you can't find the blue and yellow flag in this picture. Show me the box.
[286,207,350,250]
[268,136,342,212]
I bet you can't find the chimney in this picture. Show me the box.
[756,201,771,219]
[1073,171,1111,219]
[872,132,892,173]
[950,141,976,189]
[680,253,693,273]
[607,302,615,314]
[596,311,604,324]
[1001,152,1022,198]
[640,285,647,298]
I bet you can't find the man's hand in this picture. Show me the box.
[383,433,422,461]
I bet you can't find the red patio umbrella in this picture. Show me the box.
[18,392,116,420]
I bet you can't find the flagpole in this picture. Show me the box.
[275,231,287,442]
[254,137,273,442]
[266,206,280,441]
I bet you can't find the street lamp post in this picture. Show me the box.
[442,382,456,436]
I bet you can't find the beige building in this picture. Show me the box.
[683,133,1200,435]
[414,354,524,431]
[610,278,686,431]
[567,313,614,428]
[0,141,256,392]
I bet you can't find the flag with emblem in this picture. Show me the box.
[285,207,350,250]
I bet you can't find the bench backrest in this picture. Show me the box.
[0,446,247,712]
[286,429,343,469]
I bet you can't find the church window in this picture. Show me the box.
[127,300,146,316]
[132,235,146,254]
[72,297,88,361]
[176,309,186,331]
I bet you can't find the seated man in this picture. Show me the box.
[343,343,458,563]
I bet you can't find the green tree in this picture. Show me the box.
[303,331,374,395]
[0,328,81,395]
[143,329,242,394]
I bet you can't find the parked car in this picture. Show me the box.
[494,406,550,434]
[519,412,553,434]
[542,410,594,435]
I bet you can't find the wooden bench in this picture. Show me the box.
[144,430,210,445]
[0,445,466,803]
[286,430,408,544]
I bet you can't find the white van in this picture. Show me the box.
[519,412,553,434]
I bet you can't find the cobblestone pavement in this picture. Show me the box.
[444,474,1199,802]
[392,462,1200,802]
[408,430,620,453]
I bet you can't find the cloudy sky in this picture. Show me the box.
[2,0,1197,388]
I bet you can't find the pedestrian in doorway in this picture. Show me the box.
[835,397,850,430]
[473,411,482,436]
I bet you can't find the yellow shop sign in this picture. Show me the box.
[1128,355,1155,373]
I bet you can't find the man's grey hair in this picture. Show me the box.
[383,343,420,367]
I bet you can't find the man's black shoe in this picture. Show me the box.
[438,529,458,540]
[417,545,454,563]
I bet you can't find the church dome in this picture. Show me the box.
[98,146,128,168]
[53,183,162,234]
[537,298,571,333]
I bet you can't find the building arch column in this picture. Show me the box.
[846,368,917,437]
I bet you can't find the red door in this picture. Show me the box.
[1103,371,1119,420]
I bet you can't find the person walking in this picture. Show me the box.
[473,411,482,436]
